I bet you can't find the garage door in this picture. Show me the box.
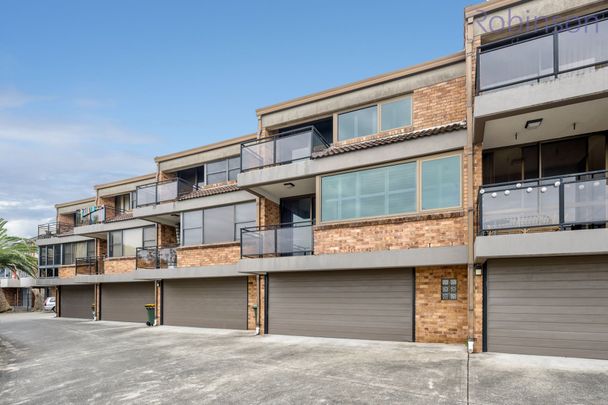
[100,282,155,323]
[486,257,608,359]
[268,269,413,341]
[60,285,94,319]
[163,278,247,329]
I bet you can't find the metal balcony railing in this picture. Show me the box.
[477,11,608,93]
[74,206,124,227]
[136,246,178,269]
[478,170,608,235]
[135,178,198,207]
[75,256,105,275]
[37,222,73,238]
[240,126,330,172]
[240,221,314,258]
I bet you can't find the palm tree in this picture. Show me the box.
[0,219,37,313]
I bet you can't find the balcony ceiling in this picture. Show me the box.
[249,177,316,204]
[482,97,608,149]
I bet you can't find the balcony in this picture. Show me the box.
[75,256,105,275]
[241,221,313,258]
[135,178,198,207]
[136,246,177,269]
[37,222,73,238]
[240,127,330,172]
[75,206,124,227]
[478,170,608,235]
[477,14,608,94]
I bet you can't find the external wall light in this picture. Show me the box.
[525,118,543,129]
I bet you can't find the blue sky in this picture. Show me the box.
[0,0,473,236]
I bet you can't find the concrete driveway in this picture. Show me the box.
[1,312,607,404]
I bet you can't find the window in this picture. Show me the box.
[39,247,46,266]
[482,134,607,185]
[114,193,133,212]
[123,228,142,256]
[143,227,156,248]
[235,201,257,236]
[206,157,240,184]
[381,98,412,131]
[441,278,458,300]
[182,211,203,246]
[108,226,156,257]
[109,231,123,257]
[421,156,461,210]
[181,202,256,246]
[321,162,417,222]
[62,243,74,265]
[320,154,462,222]
[178,165,206,188]
[337,96,413,141]
[204,205,234,244]
[87,240,96,258]
[338,106,377,141]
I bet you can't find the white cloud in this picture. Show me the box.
[0,88,44,109]
[0,92,161,238]
[5,217,53,238]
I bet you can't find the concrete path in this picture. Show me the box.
[1,312,607,404]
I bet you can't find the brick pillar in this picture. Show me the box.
[474,270,484,352]
[155,280,161,326]
[247,275,266,333]
[94,284,101,320]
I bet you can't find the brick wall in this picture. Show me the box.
[473,272,483,352]
[4,288,18,306]
[57,213,75,229]
[259,198,280,226]
[412,76,466,131]
[104,257,136,274]
[59,266,76,278]
[98,239,107,259]
[158,224,177,246]
[415,265,468,344]
[176,243,240,267]
[314,211,466,255]
[247,275,265,333]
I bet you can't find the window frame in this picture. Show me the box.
[441,278,458,301]
[179,201,257,247]
[317,151,463,224]
[176,155,241,188]
[334,95,413,143]
[107,225,156,258]
[420,154,463,213]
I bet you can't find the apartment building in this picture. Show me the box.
[467,0,608,359]
[31,0,608,360]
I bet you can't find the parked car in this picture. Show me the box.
[43,297,56,312]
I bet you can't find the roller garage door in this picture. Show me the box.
[486,257,608,359]
[163,278,247,329]
[100,282,155,323]
[268,269,414,341]
[60,285,94,319]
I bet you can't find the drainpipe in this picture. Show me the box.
[465,16,476,353]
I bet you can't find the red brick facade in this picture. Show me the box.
[104,257,136,274]
[175,243,240,267]
[415,266,468,344]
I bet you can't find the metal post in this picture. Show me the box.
[553,31,559,78]
[559,180,565,229]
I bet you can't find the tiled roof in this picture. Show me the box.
[311,121,467,159]
[105,212,134,223]
[179,183,240,201]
